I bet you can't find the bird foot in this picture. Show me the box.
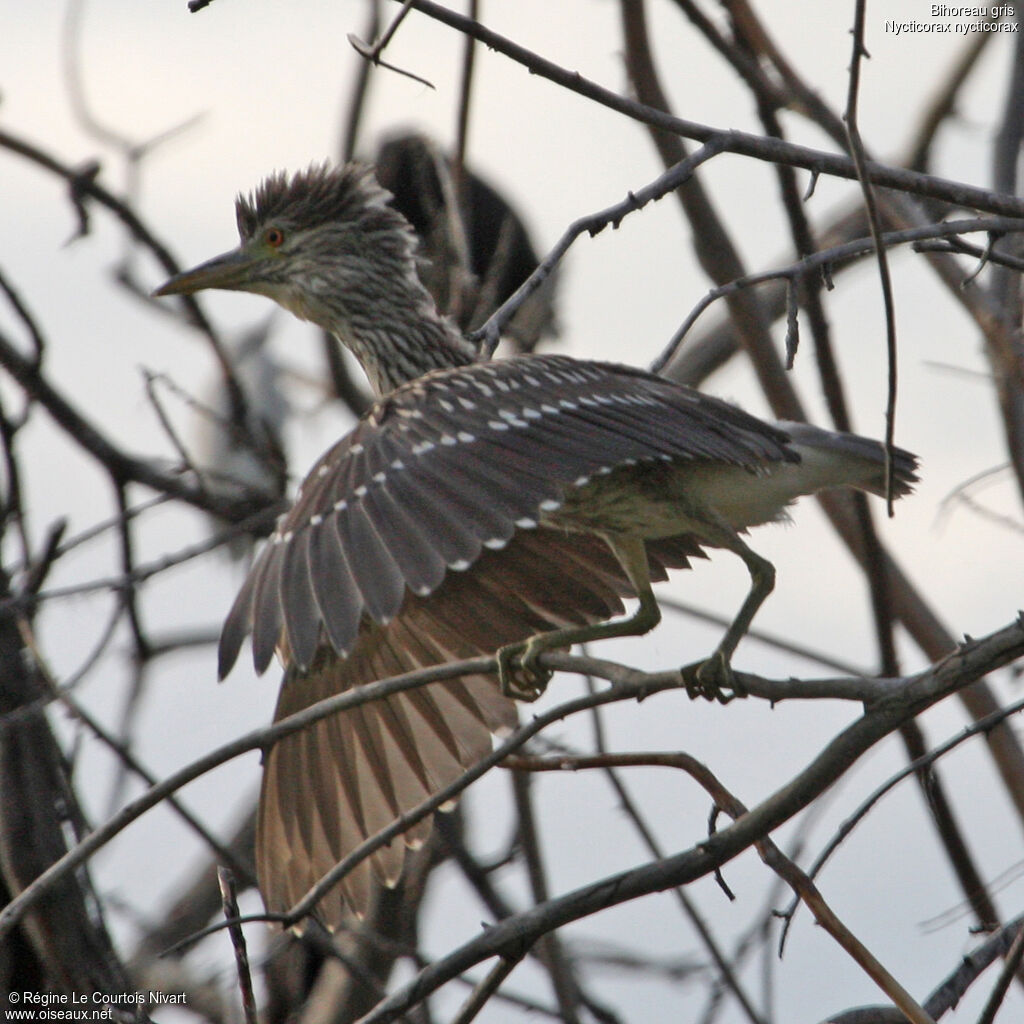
[496,641,553,702]
[682,651,745,704]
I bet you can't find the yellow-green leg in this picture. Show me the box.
[496,536,659,701]
[690,532,775,702]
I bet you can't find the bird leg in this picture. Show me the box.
[689,530,776,703]
[494,525,776,705]
[496,536,660,701]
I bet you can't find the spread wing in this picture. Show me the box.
[256,526,701,923]
[226,352,797,925]
[219,353,795,678]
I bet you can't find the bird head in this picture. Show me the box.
[153,164,423,331]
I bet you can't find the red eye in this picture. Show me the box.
[265,227,285,248]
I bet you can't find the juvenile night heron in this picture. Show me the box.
[155,164,917,925]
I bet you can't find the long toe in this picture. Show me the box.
[497,642,552,702]
[693,652,741,704]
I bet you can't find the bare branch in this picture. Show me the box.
[391,0,1024,217]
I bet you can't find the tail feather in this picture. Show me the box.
[777,421,918,499]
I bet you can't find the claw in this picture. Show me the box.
[496,641,552,702]
[684,651,744,704]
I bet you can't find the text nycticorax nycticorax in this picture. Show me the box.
[155,164,917,925]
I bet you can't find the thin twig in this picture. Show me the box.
[217,867,258,1024]
[348,0,436,89]
[779,693,1024,952]
[450,955,524,1024]
[474,140,728,356]
[341,0,381,161]
[651,217,1024,373]
[452,0,478,198]
[580,688,768,1024]
[978,921,1024,1024]
[509,772,584,1023]
[843,1,900,511]
[389,0,1024,218]
[346,620,1024,1023]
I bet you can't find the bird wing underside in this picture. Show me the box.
[219,353,791,677]
[256,526,704,925]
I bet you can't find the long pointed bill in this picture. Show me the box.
[153,247,265,297]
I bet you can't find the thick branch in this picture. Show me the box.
[358,618,1024,1022]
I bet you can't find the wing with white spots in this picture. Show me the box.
[254,525,702,924]
[219,353,793,677]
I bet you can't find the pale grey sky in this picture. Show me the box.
[2,3,1021,1020]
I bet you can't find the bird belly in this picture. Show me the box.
[669,462,802,531]
[541,462,714,540]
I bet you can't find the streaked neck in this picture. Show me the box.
[316,269,477,397]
